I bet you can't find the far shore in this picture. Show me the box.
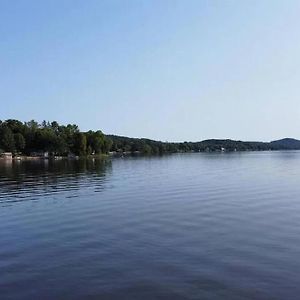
[0,154,110,161]
[2,149,300,163]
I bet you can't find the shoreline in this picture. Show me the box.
[0,154,110,161]
[1,149,300,162]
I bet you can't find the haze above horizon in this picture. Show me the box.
[1,0,300,142]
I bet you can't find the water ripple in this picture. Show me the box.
[1,153,300,299]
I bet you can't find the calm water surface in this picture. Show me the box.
[1,152,300,300]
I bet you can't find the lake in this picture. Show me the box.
[1,152,300,300]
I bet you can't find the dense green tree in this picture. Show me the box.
[142,144,152,154]
[0,126,15,152]
[51,121,59,133]
[103,138,113,153]
[25,120,39,131]
[14,133,26,152]
[74,133,87,156]
[86,130,105,154]
[6,119,24,134]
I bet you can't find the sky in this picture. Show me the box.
[1,0,300,142]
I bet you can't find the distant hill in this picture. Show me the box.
[270,138,300,150]
[106,135,300,153]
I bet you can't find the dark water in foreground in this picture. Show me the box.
[1,152,300,300]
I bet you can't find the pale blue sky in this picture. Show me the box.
[1,0,300,141]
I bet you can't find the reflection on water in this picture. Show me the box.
[1,152,300,300]
[0,159,112,204]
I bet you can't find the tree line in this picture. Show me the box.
[107,135,273,154]
[0,119,111,156]
[0,119,296,156]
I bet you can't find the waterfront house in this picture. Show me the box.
[30,151,49,158]
[0,152,13,159]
